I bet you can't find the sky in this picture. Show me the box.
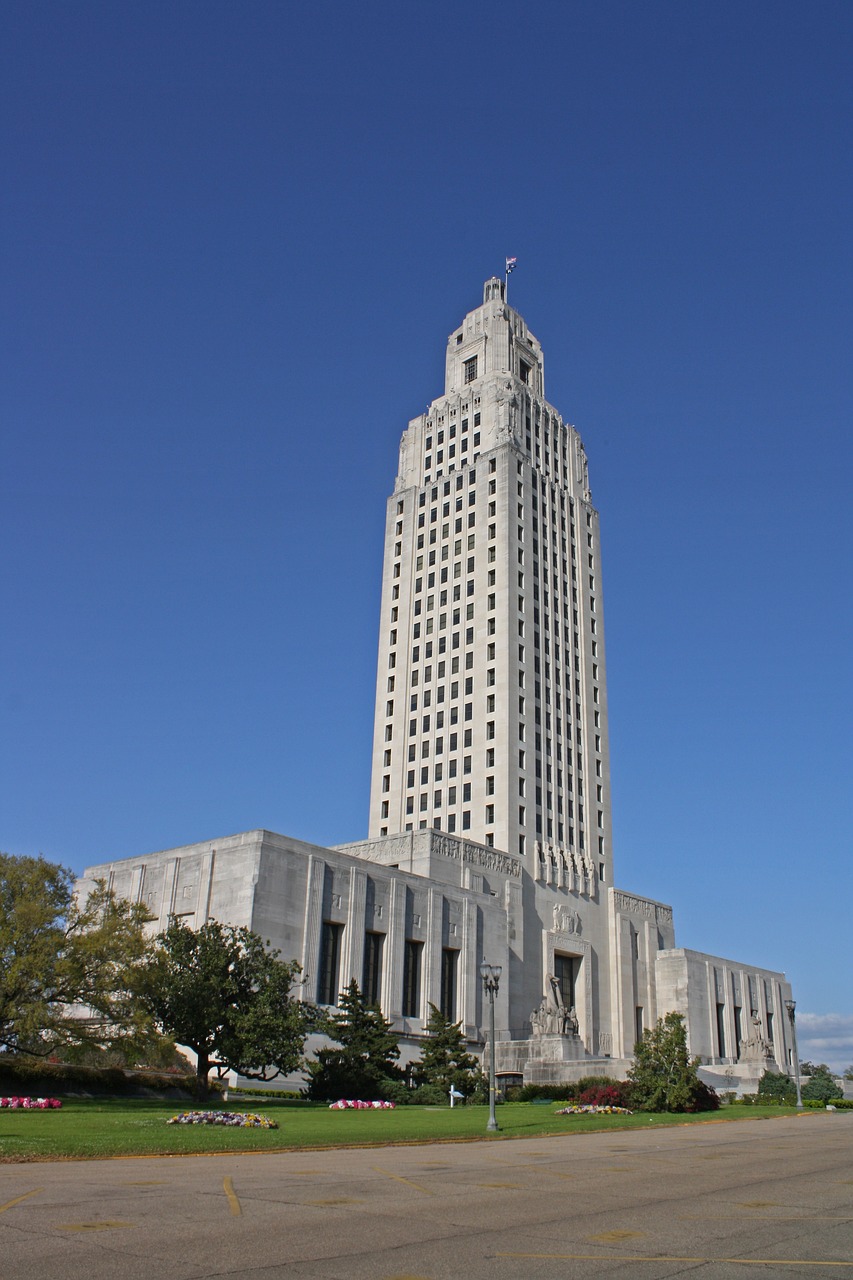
[2,1,851,1070]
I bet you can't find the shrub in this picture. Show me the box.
[686,1079,720,1112]
[801,1069,839,1103]
[628,1013,714,1112]
[575,1075,620,1095]
[0,1055,196,1097]
[578,1081,634,1108]
[758,1070,796,1104]
[407,1084,449,1105]
[516,1083,579,1102]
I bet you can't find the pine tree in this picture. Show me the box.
[307,980,402,1100]
[414,1003,480,1098]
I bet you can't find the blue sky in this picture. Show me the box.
[2,2,851,1068]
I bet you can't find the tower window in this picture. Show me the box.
[463,356,478,384]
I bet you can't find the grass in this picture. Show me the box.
[0,1099,807,1162]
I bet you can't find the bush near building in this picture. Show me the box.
[628,1013,720,1113]
[758,1070,797,1104]
[801,1066,841,1103]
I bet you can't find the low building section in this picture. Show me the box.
[80,827,791,1087]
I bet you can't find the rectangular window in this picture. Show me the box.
[440,948,458,1020]
[362,932,384,1005]
[715,1002,726,1058]
[554,953,577,1011]
[402,940,423,1018]
[463,356,478,384]
[318,922,343,1005]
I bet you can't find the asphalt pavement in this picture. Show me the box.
[1,1113,852,1279]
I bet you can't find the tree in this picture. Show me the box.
[307,980,401,1101]
[843,1065,853,1082]
[0,852,154,1057]
[414,1003,480,1098]
[758,1070,796,1103]
[801,1065,839,1103]
[628,1012,717,1112]
[137,918,313,1098]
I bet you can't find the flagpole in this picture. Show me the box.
[504,257,517,302]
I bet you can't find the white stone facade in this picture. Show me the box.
[78,280,792,1086]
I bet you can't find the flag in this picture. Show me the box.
[505,256,517,274]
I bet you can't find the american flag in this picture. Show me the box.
[505,256,517,273]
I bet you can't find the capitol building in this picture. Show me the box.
[79,279,792,1088]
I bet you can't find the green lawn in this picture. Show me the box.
[0,1099,806,1162]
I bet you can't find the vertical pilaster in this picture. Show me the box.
[424,887,443,1011]
[384,877,406,1020]
[344,869,367,988]
[130,865,145,904]
[460,898,477,1033]
[158,859,179,930]
[301,856,325,1000]
[195,851,215,925]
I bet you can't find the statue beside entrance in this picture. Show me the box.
[738,1009,775,1065]
[529,973,580,1038]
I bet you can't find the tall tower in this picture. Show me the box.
[368,279,613,894]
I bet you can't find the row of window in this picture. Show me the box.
[382,452,604,849]
[318,922,460,1021]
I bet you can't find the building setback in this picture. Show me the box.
[78,279,792,1088]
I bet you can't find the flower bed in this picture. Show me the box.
[555,1104,633,1115]
[0,1096,62,1109]
[328,1099,396,1110]
[166,1111,278,1128]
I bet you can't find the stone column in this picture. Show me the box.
[130,864,145,905]
[424,887,443,1011]
[344,869,367,988]
[301,856,325,1001]
[460,897,477,1034]
[157,859,179,930]
[383,877,406,1021]
[195,851,215,925]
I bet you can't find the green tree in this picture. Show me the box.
[307,980,401,1101]
[758,1070,796,1103]
[843,1065,853,1082]
[0,852,154,1057]
[414,1003,480,1098]
[138,918,313,1098]
[628,1012,713,1112]
[801,1065,839,1103]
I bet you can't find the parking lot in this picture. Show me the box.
[2,1114,852,1278]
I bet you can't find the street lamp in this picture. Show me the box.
[480,960,502,1133]
[784,998,803,1107]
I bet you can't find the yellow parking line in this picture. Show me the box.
[223,1176,241,1216]
[682,1215,853,1222]
[58,1221,134,1232]
[371,1166,433,1195]
[498,1254,853,1267]
[487,1156,574,1179]
[0,1188,43,1214]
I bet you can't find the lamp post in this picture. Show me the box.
[480,960,502,1133]
[784,998,802,1107]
